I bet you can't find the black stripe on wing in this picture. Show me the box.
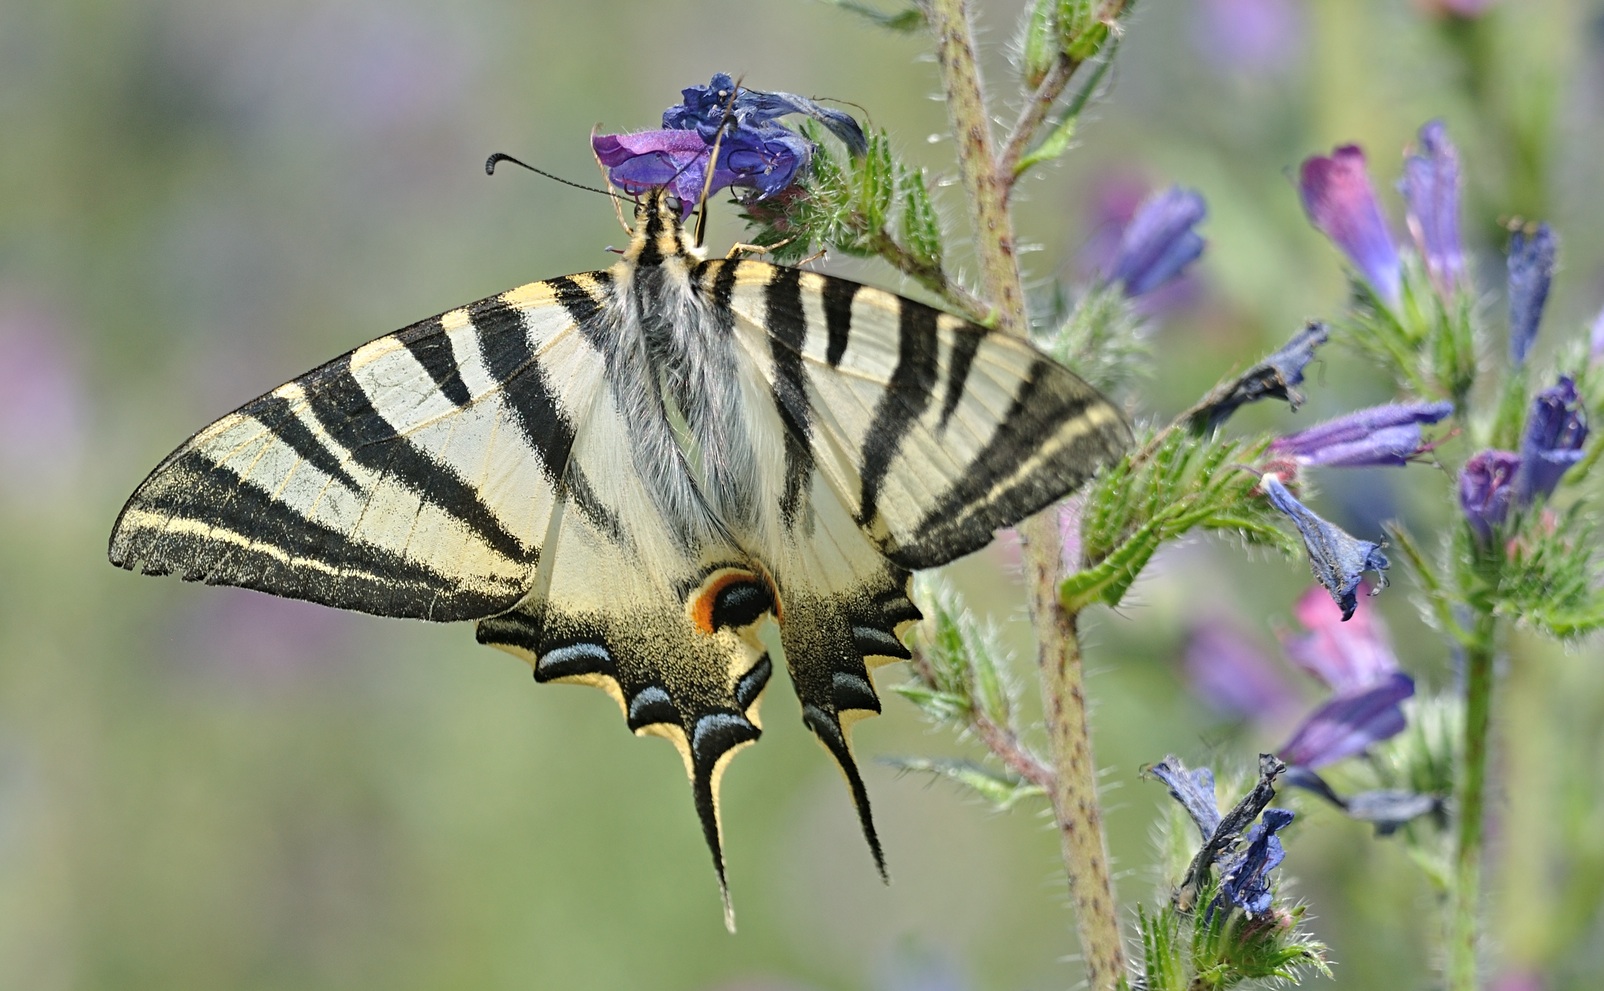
[302,357,532,565]
[398,315,472,408]
[890,358,1129,570]
[856,300,940,528]
[764,266,814,526]
[111,454,519,620]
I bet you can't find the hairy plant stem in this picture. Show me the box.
[925,1,1125,987]
[1448,605,1498,991]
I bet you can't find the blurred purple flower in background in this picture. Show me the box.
[1190,0,1306,76]
[1103,187,1208,298]
[173,589,357,685]
[0,299,87,505]
[1399,120,1467,297]
[1507,224,1557,366]
[1459,449,1522,546]
[1270,401,1454,468]
[1260,474,1390,620]
[1591,305,1604,362]
[1415,0,1498,18]
[1183,619,1301,723]
[1280,585,1397,694]
[1299,144,1402,305]
[1515,375,1588,503]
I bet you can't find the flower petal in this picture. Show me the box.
[1516,375,1588,504]
[1261,474,1390,620]
[1280,584,1398,693]
[1300,144,1402,304]
[1278,672,1415,768]
[1459,449,1522,545]
[1508,224,1557,366]
[1149,757,1223,842]
[1399,120,1466,297]
[1104,187,1208,298]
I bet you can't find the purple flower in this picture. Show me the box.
[1278,672,1415,768]
[1183,620,1301,722]
[593,73,865,209]
[1516,375,1588,503]
[593,129,727,206]
[1194,322,1330,430]
[1149,758,1223,842]
[1399,120,1467,297]
[1190,0,1306,76]
[1459,449,1522,546]
[1260,474,1390,621]
[1280,585,1398,694]
[1507,224,1556,366]
[1215,807,1294,917]
[1270,400,1454,468]
[1300,144,1402,305]
[1590,306,1604,363]
[1104,187,1208,298]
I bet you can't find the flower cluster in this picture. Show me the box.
[593,72,866,211]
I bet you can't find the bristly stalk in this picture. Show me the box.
[1448,605,1498,991]
[924,1,1127,988]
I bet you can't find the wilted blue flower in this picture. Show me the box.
[1507,224,1556,366]
[1214,807,1294,918]
[594,73,865,209]
[1260,474,1390,621]
[1194,322,1330,430]
[1300,144,1402,305]
[1270,400,1453,468]
[1279,585,1397,694]
[1104,187,1207,298]
[1399,120,1466,297]
[1184,619,1301,723]
[1149,758,1223,842]
[1459,449,1521,546]
[1278,672,1415,768]
[1516,375,1588,504]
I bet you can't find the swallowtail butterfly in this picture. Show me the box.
[109,188,1131,927]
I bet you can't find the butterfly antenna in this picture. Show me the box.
[485,153,623,202]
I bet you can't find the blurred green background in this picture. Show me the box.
[5,1,1604,988]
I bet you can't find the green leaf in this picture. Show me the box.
[880,756,1046,810]
[898,167,943,270]
[818,0,925,31]
[1013,112,1077,176]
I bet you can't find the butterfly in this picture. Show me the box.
[109,187,1131,928]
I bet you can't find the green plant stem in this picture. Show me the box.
[1448,605,1498,991]
[926,1,1125,987]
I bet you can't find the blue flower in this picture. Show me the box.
[1194,322,1330,430]
[1104,187,1208,298]
[1260,474,1390,621]
[1149,757,1223,842]
[1300,144,1402,305]
[1399,120,1467,298]
[593,73,865,210]
[1516,375,1588,504]
[1278,672,1415,769]
[1458,449,1521,546]
[1270,400,1453,468]
[1507,224,1557,366]
[1215,808,1294,918]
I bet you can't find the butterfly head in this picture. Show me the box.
[625,187,703,266]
